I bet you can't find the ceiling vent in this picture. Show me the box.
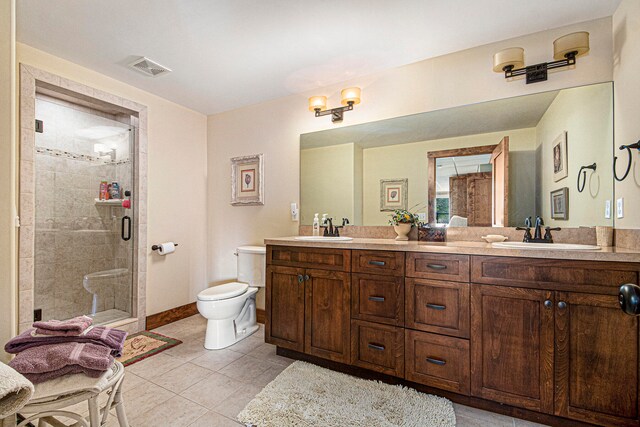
[128,57,172,77]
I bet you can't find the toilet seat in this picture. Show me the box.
[197,282,249,301]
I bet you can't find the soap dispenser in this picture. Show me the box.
[312,213,320,236]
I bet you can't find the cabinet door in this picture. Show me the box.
[305,268,351,363]
[265,265,305,352]
[555,291,639,427]
[470,285,554,413]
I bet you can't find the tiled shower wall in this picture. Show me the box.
[34,96,133,321]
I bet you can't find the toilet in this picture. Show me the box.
[197,245,265,350]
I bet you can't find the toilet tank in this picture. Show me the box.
[237,246,266,287]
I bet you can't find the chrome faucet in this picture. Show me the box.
[516,216,561,243]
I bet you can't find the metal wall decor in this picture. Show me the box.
[614,140,640,182]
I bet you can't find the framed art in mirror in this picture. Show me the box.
[550,187,569,220]
[552,131,568,182]
[380,179,408,211]
[231,153,264,206]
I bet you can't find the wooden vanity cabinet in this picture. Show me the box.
[266,247,352,363]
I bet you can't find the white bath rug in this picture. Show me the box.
[237,361,456,427]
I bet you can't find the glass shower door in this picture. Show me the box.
[33,96,135,325]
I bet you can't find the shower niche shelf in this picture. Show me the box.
[94,199,124,206]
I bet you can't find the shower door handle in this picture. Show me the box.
[121,216,132,241]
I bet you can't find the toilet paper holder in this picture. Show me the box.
[151,243,179,251]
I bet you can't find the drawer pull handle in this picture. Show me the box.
[426,264,447,270]
[368,343,385,351]
[426,357,446,366]
[426,303,446,310]
[368,260,386,266]
[368,296,386,302]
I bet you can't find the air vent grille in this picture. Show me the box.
[128,57,172,77]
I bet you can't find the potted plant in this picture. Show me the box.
[388,208,419,241]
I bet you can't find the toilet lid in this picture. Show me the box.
[197,282,249,301]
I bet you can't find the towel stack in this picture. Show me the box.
[4,316,127,384]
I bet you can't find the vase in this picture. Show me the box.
[393,223,411,241]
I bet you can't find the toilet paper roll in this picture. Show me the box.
[157,242,176,255]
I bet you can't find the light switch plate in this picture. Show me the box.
[605,200,611,219]
[290,202,299,221]
[617,198,624,219]
[417,212,427,221]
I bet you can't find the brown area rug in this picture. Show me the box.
[116,331,182,366]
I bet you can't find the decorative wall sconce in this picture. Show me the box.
[493,32,590,84]
[309,87,361,123]
[614,140,640,182]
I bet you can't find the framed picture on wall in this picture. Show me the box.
[380,178,408,211]
[550,187,569,220]
[552,131,568,182]
[231,154,264,205]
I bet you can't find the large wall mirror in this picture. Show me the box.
[300,82,614,228]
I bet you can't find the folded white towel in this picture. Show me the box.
[30,366,114,403]
[0,362,34,418]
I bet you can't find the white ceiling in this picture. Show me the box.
[17,0,620,115]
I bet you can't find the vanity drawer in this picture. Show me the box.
[267,245,351,272]
[351,273,404,326]
[405,329,470,395]
[406,253,470,282]
[470,256,639,293]
[352,250,405,276]
[351,320,404,377]
[405,279,469,338]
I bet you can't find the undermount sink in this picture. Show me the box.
[294,236,353,242]
[492,241,601,251]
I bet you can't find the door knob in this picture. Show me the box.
[619,284,640,316]
[557,301,567,310]
[544,300,553,309]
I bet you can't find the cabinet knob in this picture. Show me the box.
[558,301,567,310]
[544,300,553,309]
[297,274,304,283]
[304,274,310,281]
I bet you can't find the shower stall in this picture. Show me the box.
[33,95,136,325]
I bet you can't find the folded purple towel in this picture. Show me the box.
[5,326,127,357]
[21,364,108,384]
[9,342,114,376]
[33,315,93,337]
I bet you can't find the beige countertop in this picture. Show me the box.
[264,237,640,263]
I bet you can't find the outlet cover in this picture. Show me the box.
[417,212,427,221]
[290,202,299,221]
[617,198,624,219]
[605,200,611,219]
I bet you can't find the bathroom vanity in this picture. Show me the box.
[264,239,640,427]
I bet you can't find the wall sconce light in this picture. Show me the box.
[309,87,361,123]
[493,32,590,84]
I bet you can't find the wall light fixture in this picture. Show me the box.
[309,87,361,122]
[493,32,590,84]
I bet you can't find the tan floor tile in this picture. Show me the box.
[150,362,214,393]
[129,395,208,427]
[253,363,287,387]
[191,348,244,372]
[180,372,244,409]
[212,384,263,419]
[247,342,294,367]
[120,371,149,392]
[513,418,550,427]
[121,382,174,415]
[227,335,264,354]
[454,404,514,427]
[164,337,211,362]
[218,354,278,383]
[188,410,243,426]
[126,353,184,380]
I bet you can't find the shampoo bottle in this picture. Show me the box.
[312,213,320,236]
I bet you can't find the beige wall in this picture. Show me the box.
[613,0,640,228]
[207,17,613,309]
[0,0,16,362]
[17,44,209,317]
[361,129,536,226]
[535,83,613,227]
[301,143,358,225]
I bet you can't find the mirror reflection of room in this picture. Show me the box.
[300,82,613,228]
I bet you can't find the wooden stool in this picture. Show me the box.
[17,361,128,427]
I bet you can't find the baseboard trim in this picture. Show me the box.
[257,308,265,324]
[146,302,198,330]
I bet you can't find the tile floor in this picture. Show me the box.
[86,315,547,426]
